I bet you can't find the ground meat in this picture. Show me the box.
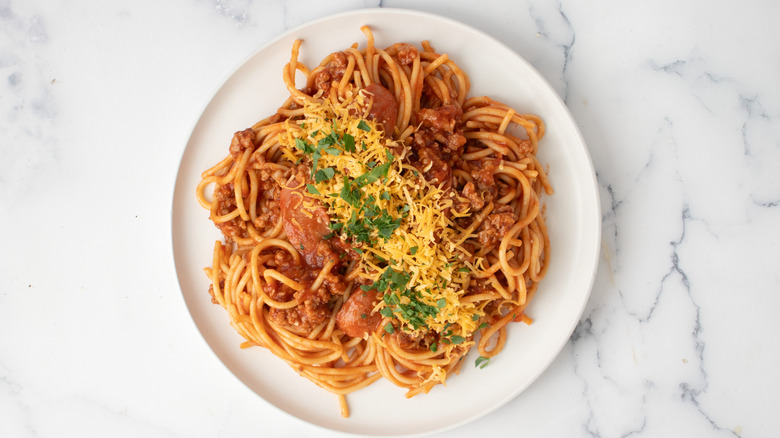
[418,104,461,133]
[412,128,435,151]
[246,166,284,232]
[396,44,418,66]
[211,163,284,242]
[207,281,223,305]
[268,292,330,332]
[229,128,255,159]
[420,81,444,109]
[213,183,247,240]
[327,236,362,263]
[414,147,452,188]
[470,159,500,204]
[461,181,484,210]
[265,251,347,332]
[446,129,467,152]
[253,186,280,232]
[518,139,534,155]
[408,106,464,189]
[311,238,357,269]
[417,104,467,154]
[408,103,466,185]
[449,187,471,213]
[477,204,515,249]
[394,331,437,351]
[312,51,348,95]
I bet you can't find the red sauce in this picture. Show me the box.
[336,289,383,338]
[365,83,398,133]
[279,171,331,267]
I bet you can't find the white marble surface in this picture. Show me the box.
[1,0,778,437]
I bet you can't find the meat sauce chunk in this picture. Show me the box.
[312,52,348,95]
[396,44,418,66]
[417,104,467,153]
[213,182,247,240]
[229,128,255,159]
[477,205,516,249]
[415,147,452,188]
[265,253,347,332]
[461,181,485,210]
[418,104,462,133]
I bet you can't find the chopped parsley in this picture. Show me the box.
[373,269,441,332]
[352,161,391,187]
[339,175,363,207]
[373,211,401,240]
[294,138,315,154]
[314,167,336,183]
[293,123,351,178]
[329,167,402,246]
[372,268,410,293]
[357,120,371,131]
[343,133,356,152]
[449,335,465,345]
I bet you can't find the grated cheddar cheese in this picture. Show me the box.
[279,93,487,344]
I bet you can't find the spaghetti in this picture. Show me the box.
[196,26,552,417]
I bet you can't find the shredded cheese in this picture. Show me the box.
[279,93,486,342]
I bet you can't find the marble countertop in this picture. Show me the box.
[2,0,778,437]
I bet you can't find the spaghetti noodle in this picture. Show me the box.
[196,26,552,417]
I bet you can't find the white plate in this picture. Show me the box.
[172,8,600,437]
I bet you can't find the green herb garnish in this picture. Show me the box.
[357,120,371,131]
[343,133,356,152]
[295,138,315,154]
[314,167,336,183]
